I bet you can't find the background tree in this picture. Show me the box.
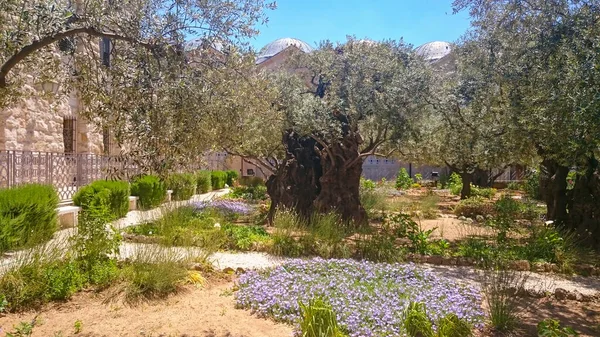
[454,0,600,245]
[220,38,433,225]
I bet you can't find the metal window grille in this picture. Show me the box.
[63,117,77,154]
[101,38,111,67]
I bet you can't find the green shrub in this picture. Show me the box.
[457,238,494,262]
[270,209,305,257]
[73,180,130,219]
[222,224,271,251]
[482,269,525,333]
[196,170,212,193]
[447,172,462,195]
[524,169,541,200]
[360,180,386,217]
[131,175,166,210]
[453,197,495,218]
[299,297,348,337]
[471,186,496,199]
[537,318,578,337]
[211,171,228,190]
[0,184,59,253]
[238,176,265,187]
[402,302,434,337]
[506,181,521,191]
[225,170,239,186]
[437,313,473,337]
[120,245,189,304]
[165,173,196,201]
[230,185,268,201]
[396,168,413,190]
[520,226,577,267]
[355,216,406,263]
[308,212,350,259]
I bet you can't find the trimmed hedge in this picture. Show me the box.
[196,170,212,193]
[131,175,166,210]
[166,173,196,201]
[211,171,227,190]
[225,170,239,186]
[73,180,130,219]
[0,184,59,253]
[238,176,265,187]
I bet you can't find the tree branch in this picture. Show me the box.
[0,27,155,88]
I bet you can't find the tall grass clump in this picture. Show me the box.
[481,268,528,333]
[0,183,59,253]
[270,208,304,257]
[165,173,196,201]
[402,301,434,337]
[196,170,212,193]
[299,297,348,337]
[119,245,189,304]
[130,175,166,210]
[308,212,350,258]
[73,180,130,219]
[359,178,386,217]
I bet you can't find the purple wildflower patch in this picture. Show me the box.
[192,199,253,216]
[236,258,485,337]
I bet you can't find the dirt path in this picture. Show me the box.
[0,282,292,337]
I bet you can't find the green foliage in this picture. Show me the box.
[506,181,521,191]
[471,186,496,199]
[72,208,121,288]
[483,269,524,333]
[396,168,413,190]
[524,169,541,200]
[360,179,386,217]
[355,215,408,263]
[73,180,130,219]
[211,171,228,190]
[120,245,189,304]
[196,170,212,193]
[520,226,577,266]
[73,320,83,334]
[0,184,59,253]
[5,320,36,337]
[454,196,495,218]
[402,302,434,337]
[360,178,377,190]
[299,297,348,337]
[225,170,239,186]
[537,319,578,337]
[457,238,494,262]
[166,173,196,201]
[447,173,463,195]
[238,176,265,187]
[222,224,271,251]
[307,212,350,259]
[494,195,521,242]
[437,313,473,337]
[414,173,423,183]
[130,175,166,210]
[230,185,268,201]
[270,209,305,257]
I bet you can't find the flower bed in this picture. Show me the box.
[192,200,253,217]
[235,258,484,337]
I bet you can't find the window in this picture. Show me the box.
[100,38,110,67]
[102,127,111,155]
[246,169,255,176]
[63,117,77,154]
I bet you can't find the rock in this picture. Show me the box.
[510,260,530,271]
[526,289,545,298]
[427,255,443,265]
[580,294,593,302]
[532,262,545,273]
[465,218,474,224]
[554,288,569,301]
[486,214,494,220]
[235,267,245,274]
[517,287,529,297]
[566,291,582,301]
[458,216,467,221]
[575,264,595,276]
[475,215,485,222]
[223,267,235,274]
[550,264,560,273]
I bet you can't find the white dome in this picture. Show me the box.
[257,38,313,64]
[415,41,452,61]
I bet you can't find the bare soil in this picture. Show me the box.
[0,281,292,337]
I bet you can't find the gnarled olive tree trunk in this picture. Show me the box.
[567,158,600,248]
[539,158,569,225]
[266,129,367,227]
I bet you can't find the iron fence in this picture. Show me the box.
[0,150,140,201]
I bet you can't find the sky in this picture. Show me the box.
[249,0,472,51]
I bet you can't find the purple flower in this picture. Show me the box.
[192,200,253,216]
[235,258,485,337]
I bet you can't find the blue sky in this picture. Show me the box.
[249,0,471,51]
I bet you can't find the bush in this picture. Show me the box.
[447,172,462,195]
[453,197,495,218]
[211,171,228,190]
[524,169,541,200]
[222,224,271,251]
[0,184,59,253]
[437,313,473,337]
[120,245,189,304]
[73,180,130,219]
[131,175,166,210]
[238,176,265,187]
[196,170,212,193]
[537,318,578,337]
[230,185,268,201]
[299,297,348,337]
[472,186,496,199]
[225,170,239,186]
[520,226,577,267]
[165,173,196,201]
[396,168,413,190]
